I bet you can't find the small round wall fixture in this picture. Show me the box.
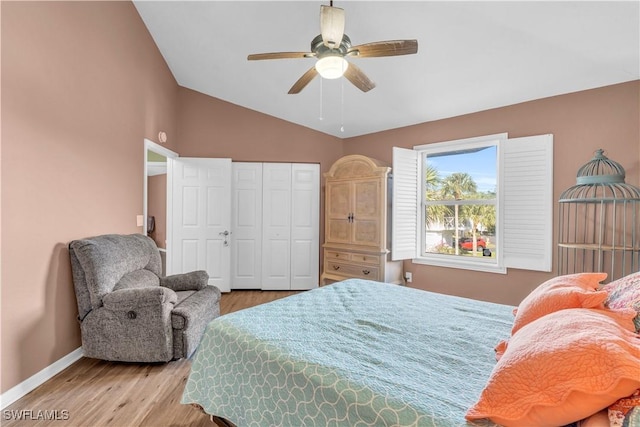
[158,131,167,144]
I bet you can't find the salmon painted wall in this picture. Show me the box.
[343,81,640,306]
[1,1,179,393]
[176,87,343,164]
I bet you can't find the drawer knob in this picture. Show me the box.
[362,269,370,275]
[333,265,340,270]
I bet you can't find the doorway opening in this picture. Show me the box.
[144,139,178,275]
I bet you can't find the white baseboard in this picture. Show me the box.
[1,347,84,409]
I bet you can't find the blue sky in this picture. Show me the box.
[426,146,497,193]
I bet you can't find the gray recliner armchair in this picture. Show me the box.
[69,234,220,362]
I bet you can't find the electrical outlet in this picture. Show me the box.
[136,215,144,227]
[404,272,412,283]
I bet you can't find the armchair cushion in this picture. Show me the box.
[161,270,209,292]
[114,269,160,291]
[102,287,177,311]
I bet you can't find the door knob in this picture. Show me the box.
[219,230,230,246]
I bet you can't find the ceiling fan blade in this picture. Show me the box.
[320,5,345,49]
[288,67,319,94]
[343,62,376,93]
[248,52,313,61]
[347,39,418,58]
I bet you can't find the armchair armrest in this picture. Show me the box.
[160,270,209,292]
[102,287,177,311]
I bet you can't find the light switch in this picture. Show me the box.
[136,215,144,227]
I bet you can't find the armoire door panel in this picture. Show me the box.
[354,180,380,218]
[327,182,351,217]
[328,219,350,243]
[353,220,380,247]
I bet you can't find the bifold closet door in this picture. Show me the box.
[230,163,263,289]
[290,164,320,290]
[230,162,319,290]
[262,163,293,290]
[261,163,320,290]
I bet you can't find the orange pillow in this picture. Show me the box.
[466,308,640,427]
[511,272,608,334]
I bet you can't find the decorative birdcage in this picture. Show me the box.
[558,149,640,282]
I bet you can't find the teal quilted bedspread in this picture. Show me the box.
[181,279,514,426]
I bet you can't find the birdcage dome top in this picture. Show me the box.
[560,149,640,201]
[576,149,625,185]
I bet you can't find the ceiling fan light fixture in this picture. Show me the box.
[315,55,348,79]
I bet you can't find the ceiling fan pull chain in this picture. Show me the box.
[319,77,324,121]
[340,77,345,133]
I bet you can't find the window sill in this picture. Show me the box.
[411,256,507,274]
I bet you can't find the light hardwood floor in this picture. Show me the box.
[2,290,300,427]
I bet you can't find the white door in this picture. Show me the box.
[171,158,232,292]
[231,163,263,289]
[261,163,292,290]
[290,164,320,290]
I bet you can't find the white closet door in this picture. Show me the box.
[261,163,292,290]
[290,164,320,290]
[171,158,231,292]
[231,163,263,289]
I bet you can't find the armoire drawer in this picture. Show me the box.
[325,250,352,261]
[324,260,380,280]
[349,253,380,265]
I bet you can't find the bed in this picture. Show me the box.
[182,276,640,427]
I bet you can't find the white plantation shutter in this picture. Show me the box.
[392,147,419,260]
[502,134,554,271]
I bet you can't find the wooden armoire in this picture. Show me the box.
[321,155,403,285]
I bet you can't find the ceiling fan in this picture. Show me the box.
[247,2,418,94]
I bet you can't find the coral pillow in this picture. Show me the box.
[601,272,640,332]
[466,308,640,427]
[511,272,608,334]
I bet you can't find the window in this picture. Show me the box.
[392,133,553,273]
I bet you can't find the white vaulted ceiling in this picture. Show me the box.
[133,1,640,138]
